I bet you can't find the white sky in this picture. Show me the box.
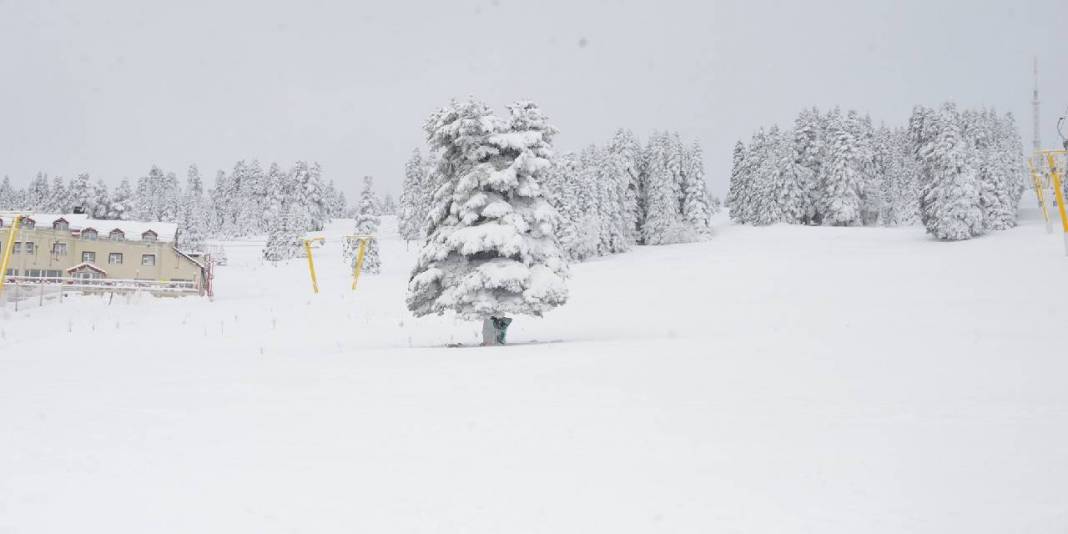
[1,0,1065,199]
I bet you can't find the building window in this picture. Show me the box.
[72,270,102,280]
[53,219,69,231]
[141,254,156,266]
[142,231,158,242]
[82,228,98,240]
[108,252,123,265]
[4,269,17,276]
[21,219,35,230]
[46,270,62,278]
[82,251,96,263]
[27,269,42,278]
[14,242,33,255]
[109,229,125,241]
[52,242,68,256]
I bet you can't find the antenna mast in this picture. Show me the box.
[1033,57,1042,159]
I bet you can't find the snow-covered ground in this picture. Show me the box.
[2,211,1067,533]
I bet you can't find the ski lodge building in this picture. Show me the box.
[0,213,210,295]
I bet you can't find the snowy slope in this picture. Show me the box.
[2,212,1067,533]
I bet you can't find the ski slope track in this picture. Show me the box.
[2,212,1066,533]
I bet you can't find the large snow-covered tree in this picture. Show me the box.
[818,111,863,226]
[407,99,568,344]
[262,163,304,262]
[914,104,984,240]
[680,141,711,231]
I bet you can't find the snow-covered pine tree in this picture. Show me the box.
[994,112,1025,223]
[345,176,382,274]
[605,128,642,246]
[749,126,785,225]
[541,151,589,260]
[775,131,813,224]
[68,173,93,215]
[399,148,428,242]
[407,99,568,344]
[262,164,303,262]
[726,140,750,223]
[976,110,1023,231]
[90,179,111,219]
[575,144,610,256]
[818,111,863,226]
[233,160,265,235]
[178,164,209,253]
[27,173,50,211]
[793,108,823,224]
[47,175,69,213]
[208,170,232,236]
[640,132,687,243]
[874,126,919,225]
[381,194,397,216]
[334,191,348,219]
[302,162,328,231]
[133,166,177,222]
[680,141,712,231]
[914,103,984,240]
[108,179,133,220]
[848,112,881,225]
[0,176,14,209]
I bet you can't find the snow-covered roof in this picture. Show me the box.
[0,213,178,242]
[65,262,108,275]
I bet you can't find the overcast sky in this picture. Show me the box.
[1,0,1065,199]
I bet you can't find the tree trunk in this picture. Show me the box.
[481,316,512,346]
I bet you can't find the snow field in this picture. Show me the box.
[2,212,1067,532]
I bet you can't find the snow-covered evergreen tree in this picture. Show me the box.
[26,173,50,211]
[90,179,111,219]
[46,176,69,213]
[301,162,328,231]
[407,99,568,342]
[399,148,428,242]
[0,176,14,209]
[819,111,863,226]
[973,110,1023,231]
[108,179,133,220]
[605,128,643,246]
[913,104,984,240]
[381,194,397,216]
[178,165,209,253]
[680,141,711,231]
[640,132,689,243]
[262,164,303,262]
[68,173,93,215]
[726,140,750,223]
[776,132,813,224]
[793,108,823,223]
[345,176,382,274]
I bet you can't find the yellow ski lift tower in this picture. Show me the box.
[0,214,23,296]
[302,235,375,294]
[344,235,374,291]
[1029,148,1068,254]
[1027,159,1053,234]
[303,237,326,294]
